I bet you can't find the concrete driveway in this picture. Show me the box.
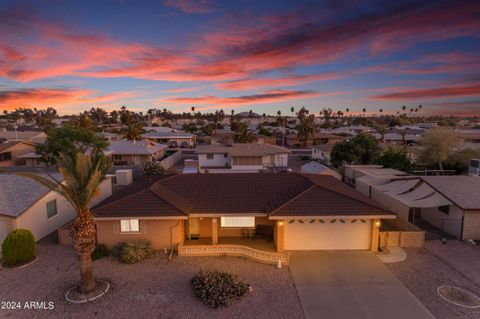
[290,251,435,319]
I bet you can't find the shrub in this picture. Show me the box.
[300,155,310,161]
[111,242,126,257]
[118,240,152,264]
[2,229,36,266]
[192,270,250,308]
[143,160,166,175]
[91,244,109,261]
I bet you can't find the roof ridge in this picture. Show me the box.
[419,177,464,210]
[302,174,389,212]
[268,182,316,217]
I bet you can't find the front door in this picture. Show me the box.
[189,217,201,239]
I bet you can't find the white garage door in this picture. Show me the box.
[284,219,372,250]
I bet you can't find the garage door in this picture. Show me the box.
[284,219,372,250]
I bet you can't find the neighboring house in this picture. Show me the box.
[142,132,196,148]
[107,140,167,166]
[16,153,44,167]
[0,141,38,167]
[300,161,341,180]
[356,173,480,240]
[196,143,290,172]
[286,132,346,147]
[98,132,120,141]
[311,143,335,162]
[343,165,408,186]
[0,130,46,144]
[0,173,113,250]
[144,126,178,133]
[93,173,394,252]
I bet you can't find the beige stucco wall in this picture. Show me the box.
[462,210,480,240]
[14,178,112,242]
[96,219,184,250]
[420,205,463,238]
[0,216,15,251]
[0,143,37,167]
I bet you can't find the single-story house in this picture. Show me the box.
[195,143,290,172]
[93,173,395,252]
[311,143,335,162]
[142,132,196,148]
[0,141,38,167]
[0,173,113,251]
[0,130,46,144]
[286,132,346,147]
[106,140,167,166]
[356,174,480,240]
[300,161,341,180]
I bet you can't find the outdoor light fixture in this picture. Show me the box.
[278,221,284,226]
[375,221,381,228]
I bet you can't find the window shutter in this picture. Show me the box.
[113,221,120,234]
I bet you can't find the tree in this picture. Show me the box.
[444,148,480,174]
[331,133,381,167]
[38,126,108,164]
[297,114,315,147]
[122,122,145,141]
[71,112,96,130]
[10,152,111,293]
[419,128,458,170]
[182,122,197,134]
[376,147,412,171]
[234,124,257,143]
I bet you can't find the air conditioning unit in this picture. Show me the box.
[469,159,480,176]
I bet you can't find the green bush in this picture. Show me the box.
[111,242,126,257]
[192,270,250,308]
[91,244,109,261]
[2,229,36,266]
[118,240,152,264]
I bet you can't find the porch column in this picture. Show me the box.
[212,218,218,245]
[276,220,285,252]
[371,218,380,253]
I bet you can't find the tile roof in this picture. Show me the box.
[0,141,22,153]
[420,176,480,210]
[107,140,167,155]
[93,173,393,218]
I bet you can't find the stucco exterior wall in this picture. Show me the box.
[198,153,229,167]
[0,143,37,167]
[0,216,15,251]
[462,210,480,240]
[420,205,463,238]
[96,219,184,250]
[14,178,112,242]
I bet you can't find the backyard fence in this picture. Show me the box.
[379,218,425,248]
[158,151,182,170]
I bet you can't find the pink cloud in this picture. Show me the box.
[216,73,339,90]
[371,84,480,100]
[163,0,214,14]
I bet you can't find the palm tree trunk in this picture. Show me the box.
[70,211,97,293]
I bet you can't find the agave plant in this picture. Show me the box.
[10,151,111,293]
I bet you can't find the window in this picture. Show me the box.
[46,200,57,219]
[232,156,262,166]
[223,153,228,158]
[221,216,255,228]
[120,219,140,233]
[206,154,214,160]
[439,205,450,215]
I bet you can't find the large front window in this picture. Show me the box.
[221,216,255,228]
[232,156,262,166]
[120,219,140,232]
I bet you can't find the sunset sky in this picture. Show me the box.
[0,0,479,116]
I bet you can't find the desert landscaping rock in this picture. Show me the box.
[0,241,303,319]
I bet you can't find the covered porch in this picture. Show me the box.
[183,236,276,252]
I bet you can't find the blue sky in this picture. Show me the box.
[0,0,479,116]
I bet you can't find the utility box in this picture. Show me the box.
[115,169,133,186]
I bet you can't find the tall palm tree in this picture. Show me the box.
[72,112,96,130]
[297,114,315,147]
[290,107,295,118]
[11,152,111,293]
[122,122,145,141]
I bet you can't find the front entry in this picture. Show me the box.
[189,217,201,239]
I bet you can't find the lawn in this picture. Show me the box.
[0,239,303,319]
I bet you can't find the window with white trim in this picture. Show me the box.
[46,200,57,219]
[120,219,140,233]
[221,216,255,228]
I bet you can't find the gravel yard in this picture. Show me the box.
[0,240,303,319]
[386,241,480,319]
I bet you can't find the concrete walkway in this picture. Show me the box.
[290,251,434,319]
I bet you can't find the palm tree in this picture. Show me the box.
[402,105,407,114]
[122,122,145,141]
[191,106,195,113]
[10,152,111,293]
[290,107,295,118]
[379,108,383,114]
[72,112,96,130]
[297,114,315,147]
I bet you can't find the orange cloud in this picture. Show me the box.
[216,73,339,90]
[163,89,347,108]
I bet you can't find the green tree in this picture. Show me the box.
[297,114,315,147]
[419,128,458,170]
[122,122,145,141]
[331,133,381,167]
[9,152,111,293]
[444,148,480,174]
[376,147,412,171]
[38,126,108,164]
